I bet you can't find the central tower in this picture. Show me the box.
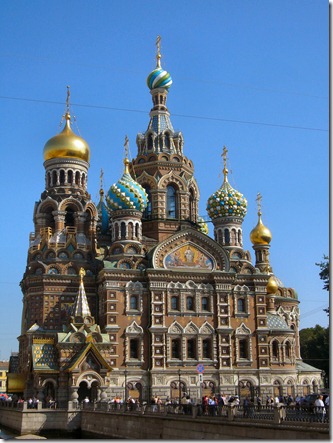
[132,36,200,241]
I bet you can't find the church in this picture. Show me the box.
[8,38,322,406]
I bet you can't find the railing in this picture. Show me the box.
[0,400,328,425]
[78,401,329,425]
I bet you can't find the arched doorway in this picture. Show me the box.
[273,380,282,398]
[202,381,215,398]
[239,380,254,399]
[127,382,142,403]
[78,381,90,403]
[43,380,56,403]
[170,380,187,403]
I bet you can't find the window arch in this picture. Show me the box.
[201,296,209,311]
[130,295,138,310]
[237,298,246,313]
[224,228,230,244]
[186,296,194,311]
[272,340,279,358]
[171,296,179,311]
[166,185,177,219]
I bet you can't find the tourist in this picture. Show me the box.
[314,395,325,423]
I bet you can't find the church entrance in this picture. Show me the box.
[78,381,90,402]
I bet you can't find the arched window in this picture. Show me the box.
[239,339,248,359]
[148,134,154,150]
[68,170,73,184]
[187,338,196,359]
[224,228,230,244]
[272,340,279,358]
[130,295,138,310]
[202,339,211,359]
[189,189,194,221]
[65,208,75,227]
[166,185,177,219]
[142,185,152,219]
[130,339,139,359]
[237,298,246,313]
[59,170,65,185]
[201,297,208,311]
[121,222,126,239]
[171,296,179,310]
[285,341,291,358]
[165,133,170,149]
[186,296,194,311]
[172,339,181,359]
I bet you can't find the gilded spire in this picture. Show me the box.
[222,145,229,183]
[156,35,162,68]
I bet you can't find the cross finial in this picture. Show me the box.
[123,136,130,173]
[79,267,86,283]
[66,85,71,113]
[99,168,104,198]
[222,145,229,181]
[100,168,104,189]
[256,192,262,216]
[156,35,161,68]
[124,135,129,158]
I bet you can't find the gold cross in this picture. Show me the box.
[156,35,161,67]
[222,146,228,170]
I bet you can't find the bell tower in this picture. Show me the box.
[131,36,201,241]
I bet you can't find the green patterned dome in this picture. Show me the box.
[106,159,148,212]
[207,180,247,219]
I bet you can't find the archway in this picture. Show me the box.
[239,380,254,399]
[78,381,90,403]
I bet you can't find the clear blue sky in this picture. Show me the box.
[0,0,329,360]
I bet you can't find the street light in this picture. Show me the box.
[124,369,128,402]
[178,369,181,405]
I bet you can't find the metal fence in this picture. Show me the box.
[0,400,329,425]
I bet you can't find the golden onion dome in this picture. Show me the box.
[43,113,90,162]
[266,275,279,294]
[250,212,272,245]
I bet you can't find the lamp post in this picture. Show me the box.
[178,369,181,405]
[124,369,128,402]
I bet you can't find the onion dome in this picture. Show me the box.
[43,112,90,162]
[147,35,172,90]
[206,148,247,220]
[250,193,272,245]
[266,275,279,294]
[198,217,209,235]
[106,158,148,212]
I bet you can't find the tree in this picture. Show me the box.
[315,255,329,314]
[299,325,329,387]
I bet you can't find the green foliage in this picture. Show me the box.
[315,255,329,291]
[315,255,329,314]
[300,325,329,386]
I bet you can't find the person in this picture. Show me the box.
[314,395,325,422]
[257,395,262,411]
[324,394,329,415]
[243,397,250,418]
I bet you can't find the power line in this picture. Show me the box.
[0,95,328,133]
